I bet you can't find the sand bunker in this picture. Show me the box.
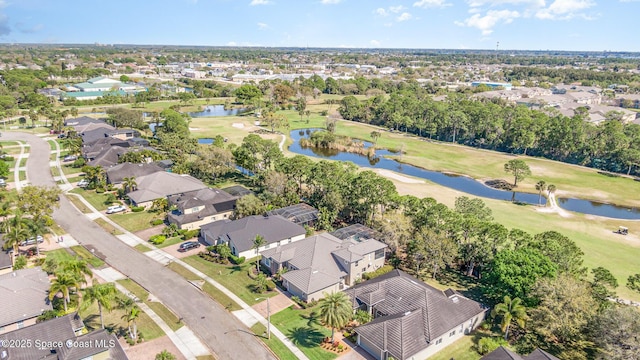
[377,169,424,184]
[232,123,245,129]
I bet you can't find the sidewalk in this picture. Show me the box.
[50,136,310,360]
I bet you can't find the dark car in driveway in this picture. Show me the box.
[178,241,201,252]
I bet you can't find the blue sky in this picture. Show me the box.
[1,0,639,51]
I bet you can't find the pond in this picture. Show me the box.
[288,129,640,220]
[198,138,214,145]
[188,105,248,117]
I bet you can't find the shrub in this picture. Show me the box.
[266,280,276,291]
[131,206,145,212]
[362,264,394,280]
[229,255,245,264]
[95,187,105,193]
[2,155,14,161]
[181,229,199,240]
[149,235,166,245]
[72,158,85,168]
[150,219,164,226]
[477,337,508,355]
[104,193,117,205]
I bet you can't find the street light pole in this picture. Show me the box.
[256,297,271,339]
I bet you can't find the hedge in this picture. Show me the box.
[131,206,145,212]
[181,229,199,240]
[150,219,164,226]
[362,265,394,280]
[229,255,245,264]
[149,235,166,245]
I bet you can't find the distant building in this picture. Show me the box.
[472,81,513,91]
[61,76,144,101]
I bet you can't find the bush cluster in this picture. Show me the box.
[131,206,145,212]
[149,234,166,245]
[362,265,394,280]
[150,219,164,226]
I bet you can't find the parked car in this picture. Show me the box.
[0,179,6,187]
[57,134,66,139]
[19,235,44,246]
[178,241,201,252]
[63,155,78,162]
[78,179,90,187]
[106,205,126,214]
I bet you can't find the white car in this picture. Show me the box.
[78,179,90,187]
[106,205,126,214]
[20,235,44,246]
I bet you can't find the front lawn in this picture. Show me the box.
[45,248,76,263]
[156,236,184,248]
[181,255,278,306]
[270,306,337,360]
[70,245,105,268]
[110,211,163,233]
[69,188,112,211]
[429,329,496,360]
[251,322,299,360]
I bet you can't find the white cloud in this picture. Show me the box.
[468,0,545,6]
[389,5,406,13]
[375,8,389,16]
[455,9,520,35]
[396,12,413,21]
[413,0,451,8]
[250,0,270,5]
[320,0,342,3]
[535,0,595,19]
[257,22,269,30]
[370,40,381,46]
[227,41,237,46]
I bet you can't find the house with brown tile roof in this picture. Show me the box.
[346,269,486,360]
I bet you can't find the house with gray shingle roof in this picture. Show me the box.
[167,188,238,230]
[106,162,164,185]
[260,232,387,302]
[0,313,129,360]
[201,215,306,259]
[346,269,486,360]
[127,172,207,208]
[0,267,52,335]
[481,346,560,360]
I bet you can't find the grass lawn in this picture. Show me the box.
[49,222,66,236]
[202,282,242,312]
[270,306,337,360]
[0,141,20,147]
[69,188,111,211]
[428,331,494,360]
[110,211,162,233]
[182,255,278,306]
[251,322,299,360]
[70,245,105,268]
[18,158,27,168]
[134,243,152,252]
[146,301,183,332]
[156,236,184,248]
[61,164,84,175]
[117,279,149,301]
[50,166,61,178]
[94,218,124,235]
[67,195,92,213]
[48,140,57,151]
[196,356,216,360]
[18,171,26,181]
[45,248,76,263]
[167,261,201,281]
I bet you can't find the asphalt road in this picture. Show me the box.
[5,132,276,360]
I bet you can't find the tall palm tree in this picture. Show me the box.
[81,282,117,329]
[253,234,266,273]
[122,177,137,193]
[3,211,29,264]
[60,258,93,283]
[0,200,13,227]
[155,350,177,360]
[122,305,141,340]
[27,217,50,258]
[49,272,81,313]
[491,295,527,340]
[319,292,352,343]
[535,180,546,206]
[547,184,557,197]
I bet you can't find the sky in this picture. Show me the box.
[0,0,639,52]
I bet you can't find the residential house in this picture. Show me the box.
[481,346,560,360]
[0,239,11,275]
[266,203,319,227]
[200,215,306,259]
[0,268,52,334]
[0,312,129,360]
[106,162,164,185]
[82,137,130,160]
[261,233,387,302]
[167,188,237,230]
[127,172,208,209]
[220,185,254,198]
[86,146,130,167]
[346,269,486,360]
[64,116,106,128]
[105,129,141,141]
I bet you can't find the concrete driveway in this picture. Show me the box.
[6,132,276,360]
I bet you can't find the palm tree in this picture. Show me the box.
[3,212,29,264]
[535,180,546,206]
[319,292,352,343]
[155,350,177,360]
[491,295,527,340]
[151,198,169,214]
[60,258,93,283]
[81,282,117,329]
[49,272,81,313]
[547,184,557,197]
[122,177,137,193]
[122,304,141,340]
[253,234,266,273]
[27,217,50,258]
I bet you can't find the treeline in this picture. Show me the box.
[337,91,640,176]
[506,66,640,87]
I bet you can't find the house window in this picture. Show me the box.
[16,321,24,329]
[374,249,385,260]
[355,261,359,267]
[449,330,456,337]
[265,258,271,267]
[435,339,442,345]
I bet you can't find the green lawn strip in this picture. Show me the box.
[251,322,299,360]
[166,261,201,281]
[156,236,184,248]
[49,223,66,236]
[195,355,216,360]
[94,218,124,235]
[182,255,278,306]
[145,301,183,332]
[18,171,26,181]
[69,245,105,268]
[117,279,150,301]
[0,141,20,147]
[79,295,164,341]
[50,166,61,178]
[69,188,111,211]
[67,195,92,213]
[18,158,27,168]
[65,175,84,183]
[109,211,162,233]
[202,282,242,312]
[45,248,76,263]
[61,164,84,175]
[48,140,57,151]
[134,243,152,252]
[270,306,337,360]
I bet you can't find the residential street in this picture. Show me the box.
[4,132,276,360]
